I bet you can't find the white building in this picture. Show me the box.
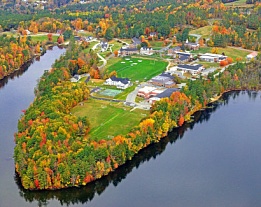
[246,52,258,61]
[177,64,204,75]
[104,76,131,89]
[140,47,154,55]
[199,53,227,62]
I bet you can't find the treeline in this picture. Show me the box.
[0,34,39,79]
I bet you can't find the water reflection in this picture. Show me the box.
[16,92,232,206]
[0,46,60,90]
[0,60,33,89]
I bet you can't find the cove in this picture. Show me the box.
[10,91,261,207]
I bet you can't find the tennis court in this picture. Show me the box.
[99,89,122,97]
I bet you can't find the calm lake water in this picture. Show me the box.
[1,48,261,207]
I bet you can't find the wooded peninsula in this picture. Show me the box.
[2,0,260,190]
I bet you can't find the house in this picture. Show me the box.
[177,64,204,75]
[132,37,141,46]
[74,36,81,41]
[70,74,81,82]
[199,53,227,62]
[119,47,139,56]
[137,86,165,99]
[149,32,157,38]
[85,36,94,41]
[246,52,258,61]
[104,76,131,89]
[150,72,176,88]
[149,88,179,104]
[184,39,199,50]
[175,52,192,63]
[140,47,154,55]
[25,30,31,35]
[100,41,108,52]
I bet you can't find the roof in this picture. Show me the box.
[132,37,141,45]
[73,74,80,80]
[85,76,90,83]
[247,52,258,58]
[160,72,174,79]
[138,86,158,94]
[177,64,203,71]
[110,76,129,84]
[152,72,173,81]
[156,88,179,98]
[179,55,190,61]
[101,41,108,49]
[201,53,227,58]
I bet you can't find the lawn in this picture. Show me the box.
[30,35,49,43]
[224,0,253,7]
[83,41,99,53]
[109,39,125,52]
[190,26,212,38]
[150,40,164,48]
[106,57,168,81]
[71,98,149,141]
[197,61,219,68]
[191,46,249,61]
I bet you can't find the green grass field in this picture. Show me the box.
[150,41,164,48]
[190,26,212,38]
[106,57,168,81]
[191,46,249,61]
[30,35,49,43]
[197,61,219,68]
[224,0,253,7]
[71,99,149,141]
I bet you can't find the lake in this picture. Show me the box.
[0,48,261,207]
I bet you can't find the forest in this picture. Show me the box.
[0,34,40,79]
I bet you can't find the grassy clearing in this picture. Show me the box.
[191,46,249,61]
[109,40,125,52]
[224,0,253,7]
[197,61,219,68]
[106,57,122,68]
[30,35,49,43]
[106,57,168,81]
[190,26,212,38]
[71,98,149,140]
[150,41,164,48]
[77,31,94,37]
[83,41,99,53]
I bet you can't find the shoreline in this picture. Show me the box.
[18,89,244,191]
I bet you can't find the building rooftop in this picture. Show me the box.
[132,37,141,45]
[156,88,179,98]
[110,76,129,84]
[179,55,190,61]
[177,64,203,71]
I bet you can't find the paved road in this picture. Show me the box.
[97,53,107,69]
